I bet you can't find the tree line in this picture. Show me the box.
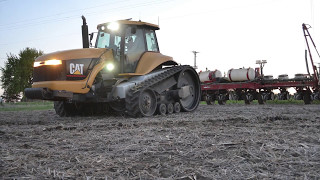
[1,48,43,102]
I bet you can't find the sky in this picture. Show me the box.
[0,0,319,95]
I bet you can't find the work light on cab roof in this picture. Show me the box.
[106,22,119,31]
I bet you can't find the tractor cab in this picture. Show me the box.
[95,20,160,73]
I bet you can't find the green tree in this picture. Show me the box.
[1,54,20,101]
[1,48,43,102]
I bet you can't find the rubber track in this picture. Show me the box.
[54,101,68,117]
[54,101,79,117]
[125,65,188,117]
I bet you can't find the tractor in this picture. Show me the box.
[25,16,200,117]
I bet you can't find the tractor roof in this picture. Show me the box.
[97,20,159,30]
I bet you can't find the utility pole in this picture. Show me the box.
[192,51,199,70]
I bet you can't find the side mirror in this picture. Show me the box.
[89,32,97,47]
[89,33,94,47]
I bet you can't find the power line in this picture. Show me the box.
[0,0,175,31]
[0,0,170,45]
[0,32,77,46]
[0,0,280,45]
[0,0,130,27]
[159,0,281,22]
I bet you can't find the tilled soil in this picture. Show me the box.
[1,104,320,179]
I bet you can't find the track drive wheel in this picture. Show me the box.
[177,67,201,112]
[54,101,76,117]
[138,89,157,117]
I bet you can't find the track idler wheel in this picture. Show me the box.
[174,102,181,113]
[176,67,201,112]
[167,103,174,114]
[158,103,167,115]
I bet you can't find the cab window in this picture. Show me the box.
[96,32,110,48]
[145,30,159,52]
[97,31,121,50]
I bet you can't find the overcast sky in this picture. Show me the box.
[0,0,319,95]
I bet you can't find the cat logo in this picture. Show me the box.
[70,63,84,75]
[67,63,86,78]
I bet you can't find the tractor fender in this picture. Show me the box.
[135,52,178,75]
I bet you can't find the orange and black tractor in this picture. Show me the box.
[25,16,200,117]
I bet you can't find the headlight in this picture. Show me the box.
[33,61,42,67]
[33,59,62,67]
[106,63,114,71]
[44,59,62,65]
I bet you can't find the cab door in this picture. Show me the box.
[123,27,146,73]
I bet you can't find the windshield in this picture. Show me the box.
[95,26,156,73]
[96,31,121,52]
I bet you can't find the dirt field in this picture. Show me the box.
[1,104,320,179]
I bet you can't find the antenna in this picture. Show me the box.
[192,51,199,69]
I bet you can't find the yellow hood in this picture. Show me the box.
[35,48,107,61]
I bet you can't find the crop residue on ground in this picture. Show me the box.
[1,104,320,179]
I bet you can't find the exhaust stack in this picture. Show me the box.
[81,15,89,48]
